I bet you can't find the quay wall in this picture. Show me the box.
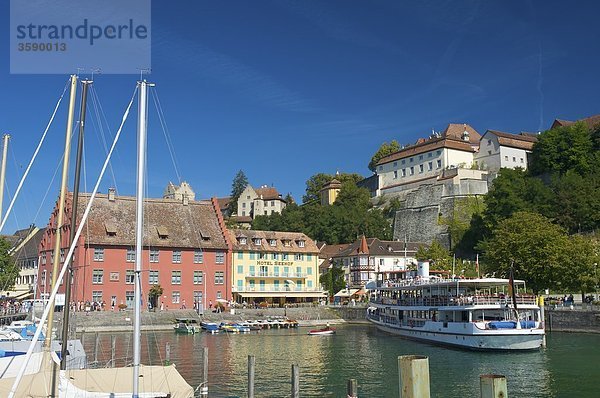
[545,308,600,333]
[330,306,368,323]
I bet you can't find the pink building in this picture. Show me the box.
[37,190,231,312]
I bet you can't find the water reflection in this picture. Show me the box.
[82,325,599,397]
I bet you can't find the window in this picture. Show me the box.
[171,270,181,285]
[249,252,255,260]
[92,291,103,303]
[237,279,243,290]
[172,250,182,263]
[172,291,180,304]
[274,266,280,276]
[307,280,313,288]
[282,253,289,260]
[283,267,289,277]
[410,166,414,175]
[242,202,246,208]
[216,251,225,264]
[378,165,383,171]
[409,158,414,163]
[246,195,250,199]
[242,211,246,216]
[249,265,255,276]
[42,253,47,264]
[437,150,441,155]
[239,237,247,245]
[237,252,243,259]
[193,291,203,306]
[298,240,305,248]
[428,152,433,158]
[194,250,204,263]
[296,266,302,276]
[428,161,433,171]
[126,249,135,262]
[283,240,291,247]
[419,164,423,173]
[437,160,442,169]
[193,271,203,284]
[307,267,312,275]
[513,156,516,162]
[402,168,406,177]
[393,161,397,167]
[60,249,65,262]
[264,210,268,215]
[269,239,277,246]
[253,238,262,245]
[393,170,398,179]
[94,248,104,262]
[259,280,265,291]
[125,291,134,307]
[520,158,524,163]
[271,253,278,260]
[125,270,134,284]
[216,291,222,299]
[236,265,243,274]
[274,280,280,291]
[215,271,224,284]
[488,150,492,155]
[92,269,103,284]
[271,200,275,206]
[419,155,423,160]
[307,254,312,261]
[110,272,119,281]
[295,253,304,261]
[150,249,159,263]
[258,253,267,260]
[401,159,405,165]
[259,266,268,277]
[149,270,159,285]
[488,139,492,145]
[504,155,509,161]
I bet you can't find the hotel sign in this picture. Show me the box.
[256,260,294,266]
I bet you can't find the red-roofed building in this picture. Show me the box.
[237,184,287,219]
[475,130,538,171]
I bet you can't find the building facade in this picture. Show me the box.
[331,236,421,288]
[37,191,231,312]
[228,229,324,305]
[375,123,481,196]
[3,225,45,299]
[319,179,342,205]
[237,185,286,219]
[474,130,537,171]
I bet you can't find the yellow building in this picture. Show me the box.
[319,179,342,205]
[228,229,325,305]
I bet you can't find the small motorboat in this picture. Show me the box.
[173,318,201,334]
[308,327,335,336]
[201,321,221,334]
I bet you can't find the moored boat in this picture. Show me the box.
[173,318,201,334]
[366,266,545,351]
[308,327,335,336]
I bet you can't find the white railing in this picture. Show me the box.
[370,295,537,307]
[233,285,317,293]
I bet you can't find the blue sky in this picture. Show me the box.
[1,0,600,233]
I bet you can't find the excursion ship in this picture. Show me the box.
[366,263,545,351]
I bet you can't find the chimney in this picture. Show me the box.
[183,193,189,206]
[108,187,116,202]
[462,124,470,142]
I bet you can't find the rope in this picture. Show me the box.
[0,78,70,233]
[8,83,138,398]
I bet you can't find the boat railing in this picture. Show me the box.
[370,295,537,307]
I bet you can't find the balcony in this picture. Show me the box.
[245,272,306,279]
[233,284,314,293]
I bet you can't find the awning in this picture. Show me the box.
[334,288,359,297]
[6,291,33,300]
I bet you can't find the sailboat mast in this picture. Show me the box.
[46,74,77,349]
[0,134,10,222]
[60,79,92,370]
[133,79,152,397]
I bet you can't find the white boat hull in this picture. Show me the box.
[370,320,544,350]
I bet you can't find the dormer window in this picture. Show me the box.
[239,237,247,245]
[105,222,117,237]
[282,239,291,247]
[253,238,262,246]
[297,240,305,248]
[157,226,169,239]
[269,239,277,247]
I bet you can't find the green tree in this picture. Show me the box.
[319,264,346,298]
[148,284,164,310]
[439,196,485,251]
[415,241,452,270]
[550,171,600,234]
[477,211,570,293]
[530,122,594,176]
[562,235,599,296]
[368,140,400,172]
[227,170,248,216]
[0,237,18,292]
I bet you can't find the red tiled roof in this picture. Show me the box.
[485,130,537,151]
[377,123,479,166]
[551,114,600,130]
[255,187,283,201]
[227,229,318,253]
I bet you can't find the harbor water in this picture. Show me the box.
[83,325,599,397]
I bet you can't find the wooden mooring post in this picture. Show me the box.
[291,364,299,398]
[93,332,99,363]
[398,355,430,398]
[480,374,508,398]
[248,355,255,398]
[199,346,208,396]
[347,378,358,398]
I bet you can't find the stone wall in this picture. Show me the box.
[392,175,488,248]
[330,306,369,323]
[546,309,600,333]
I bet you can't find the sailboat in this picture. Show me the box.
[0,78,195,397]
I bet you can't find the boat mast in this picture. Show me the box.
[60,79,91,370]
[47,73,77,397]
[133,79,152,397]
[0,134,10,222]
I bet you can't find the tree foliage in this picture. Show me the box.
[227,170,248,216]
[0,237,18,292]
[319,264,346,298]
[478,211,572,293]
[415,241,452,270]
[368,140,400,172]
